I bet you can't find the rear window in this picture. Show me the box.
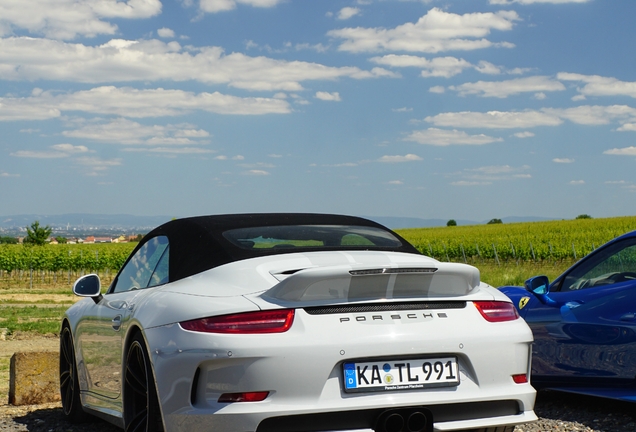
[223,225,403,250]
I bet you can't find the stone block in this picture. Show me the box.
[9,351,60,405]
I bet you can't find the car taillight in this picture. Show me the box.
[512,374,528,384]
[218,391,269,403]
[180,309,295,334]
[473,301,519,322]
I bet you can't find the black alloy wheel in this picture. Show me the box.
[124,332,163,432]
[59,325,90,423]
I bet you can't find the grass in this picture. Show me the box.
[0,357,9,403]
[0,306,67,335]
[0,287,74,295]
[472,259,574,287]
[0,260,576,336]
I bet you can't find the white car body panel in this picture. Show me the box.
[63,216,537,432]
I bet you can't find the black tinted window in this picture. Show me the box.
[560,238,636,291]
[223,225,403,250]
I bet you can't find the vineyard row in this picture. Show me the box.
[1,216,635,273]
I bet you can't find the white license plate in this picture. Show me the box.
[343,357,459,393]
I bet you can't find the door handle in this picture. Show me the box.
[112,315,122,331]
[619,313,635,321]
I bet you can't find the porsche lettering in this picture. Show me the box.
[339,312,445,323]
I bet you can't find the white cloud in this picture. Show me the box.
[239,162,275,170]
[62,118,210,145]
[370,55,473,78]
[553,158,574,163]
[467,165,528,176]
[543,105,636,126]
[558,73,636,99]
[315,91,341,102]
[0,87,291,121]
[405,128,503,146]
[328,8,519,53]
[157,28,175,38]
[199,0,284,13]
[337,7,360,20]
[123,147,215,154]
[429,86,445,94]
[0,0,161,40]
[451,181,491,186]
[244,169,270,176]
[51,143,90,153]
[424,105,636,130]
[0,172,19,177]
[387,180,403,185]
[10,143,90,158]
[449,76,565,98]
[0,37,391,91]
[11,150,69,159]
[490,0,591,5]
[378,154,422,163]
[474,61,501,75]
[513,131,534,138]
[293,42,329,53]
[454,164,532,183]
[604,146,636,156]
[617,123,636,132]
[569,180,585,185]
[327,162,358,167]
[425,110,562,129]
[74,156,122,176]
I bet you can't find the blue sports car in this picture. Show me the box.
[500,230,636,403]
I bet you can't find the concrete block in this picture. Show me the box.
[9,351,61,405]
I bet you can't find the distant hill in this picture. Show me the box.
[0,213,559,235]
[0,213,173,235]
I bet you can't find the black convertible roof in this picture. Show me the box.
[130,213,421,283]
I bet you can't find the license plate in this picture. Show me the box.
[343,357,459,393]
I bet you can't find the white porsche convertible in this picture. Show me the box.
[60,213,536,432]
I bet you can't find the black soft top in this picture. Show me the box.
[131,213,420,283]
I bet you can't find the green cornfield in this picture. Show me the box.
[1,215,635,288]
[396,215,636,263]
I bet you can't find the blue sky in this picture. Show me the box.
[1,0,635,222]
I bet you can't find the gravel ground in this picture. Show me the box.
[1,336,635,432]
[0,390,634,432]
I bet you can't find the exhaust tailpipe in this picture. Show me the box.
[374,408,432,432]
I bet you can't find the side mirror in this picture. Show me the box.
[524,275,550,295]
[73,274,103,303]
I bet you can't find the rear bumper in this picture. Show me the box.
[162,398,537,432]
[145,305,536,432]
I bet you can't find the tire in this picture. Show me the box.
[59,324,90,423]
[123,332,163,432]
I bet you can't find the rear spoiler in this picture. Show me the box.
[261,262,480,303]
